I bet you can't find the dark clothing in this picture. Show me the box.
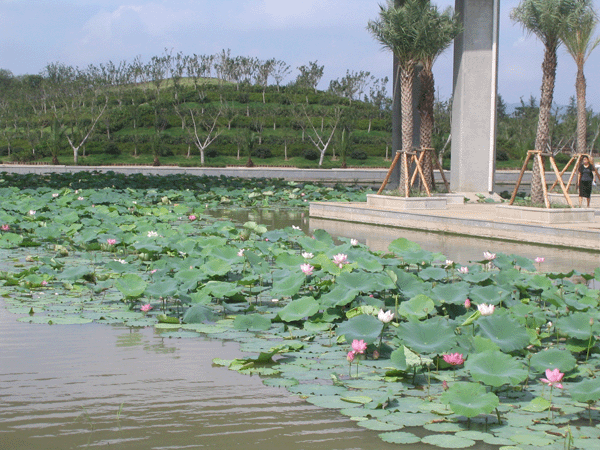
[579,163,594,199]
[580,180,592,199]
[579,164,594,182]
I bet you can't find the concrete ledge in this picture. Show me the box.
[367,194,447,210]
[549,193,600,208]
[495,205,595,223]
[309,201,600,250]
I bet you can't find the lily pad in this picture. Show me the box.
[441,382,500,418]
[421,434,476,449]
[465,350,527,387]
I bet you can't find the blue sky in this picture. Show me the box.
[1,0,599,110]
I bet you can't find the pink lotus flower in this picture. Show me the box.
[442,380,449,391]
[347,351,355,363]
[41,280,48,286]
[300,263,314,276]
[351,239,358,246]
[351,339,367,354]
[140,304,153,313]
[333,253,348,268]
[540,368,564,389]
[483,251,496,261]
[464,298,471,308]
[443,353,465,366]
[1,224,9,231]
[477,303,495,316]
[458,266,469,274]
[106,238,117,245]
[535,257,545,264]
[188,215,196,221]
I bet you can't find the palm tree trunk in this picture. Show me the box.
[400,62,415,195]
[532,46,557,205]
[575,63,587,154]
[418,66,435,192]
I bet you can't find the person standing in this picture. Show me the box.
[577,155,597,207]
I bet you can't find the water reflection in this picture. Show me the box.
[0,303,406,450]
[310,218,600,277]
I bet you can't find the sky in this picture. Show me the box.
[1,0,599,111]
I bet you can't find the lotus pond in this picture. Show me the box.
[1,172,600,450]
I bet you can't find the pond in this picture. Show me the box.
[1,177,599,450]
[0,301,406,450]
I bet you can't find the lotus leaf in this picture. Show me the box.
[271,269,304,297]
[398,294,436,319]
[278,297,320,322]
[336,313,383,345]
[418,267,448,281]
[529,348,577,374]
[396,318,457,355]
[379,431,421,444]
[570,378,600,404]
[465,350,527,387]
[145,279,179,298]
[115,274,147,298]
[182,304,216,324]
[201,259,231,277]
[432,282,470,305]
[319,286,360,308]
[420,434,476,449]
[521,396,551,412]
[354,255,384,272]
[468,284,511,306]
[233,314,271,331]
[556,312,600,340]
[477,313,530,352]
[441,382,499,418]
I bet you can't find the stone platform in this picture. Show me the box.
[309,200,600,251]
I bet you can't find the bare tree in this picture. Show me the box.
[186,104,224,165]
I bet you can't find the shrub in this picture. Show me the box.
[254,147,272,159]
[554,153,571,165]
[104,142,121,156]
[496,149,509,161]
[350,150,368,160]
[205,148,218,158]
[302,148,319,160]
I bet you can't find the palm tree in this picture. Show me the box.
[415,3,461,191]
[367,0,430,193]
[560,0,600,154]
[511,0,580,204]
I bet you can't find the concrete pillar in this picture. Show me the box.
[451,0,500,193]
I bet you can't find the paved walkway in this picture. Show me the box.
[309,200,600,251]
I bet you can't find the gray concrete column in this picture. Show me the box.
[451,0,499,193]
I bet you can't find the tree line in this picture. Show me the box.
[0,49,392,167]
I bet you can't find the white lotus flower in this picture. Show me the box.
[483,251,496,261]
[302,252,314,259]
[477,303,495,316]
[378,309,394,323]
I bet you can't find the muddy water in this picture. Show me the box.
[0,303,410,450]
[2,208,598,450]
